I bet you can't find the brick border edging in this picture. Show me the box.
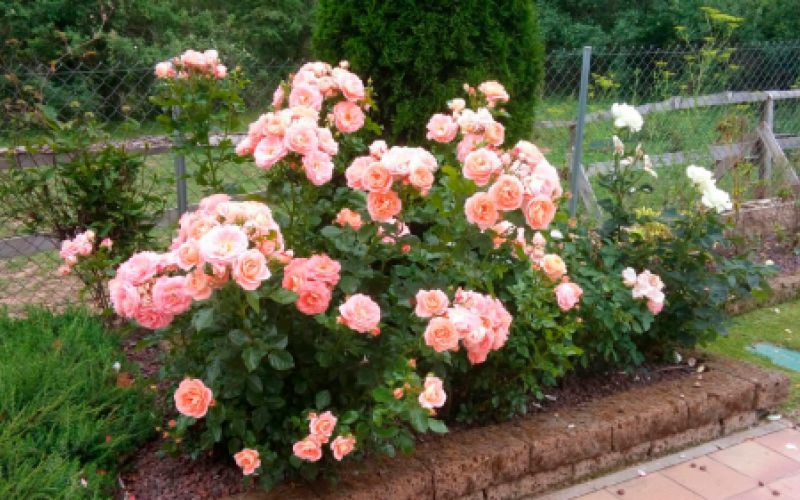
[727,273,800,315]
[249,358,789,500]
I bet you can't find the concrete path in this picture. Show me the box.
[539,420,800,499]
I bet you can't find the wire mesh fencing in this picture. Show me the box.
[535,42,800,213]
[1,43,800,313]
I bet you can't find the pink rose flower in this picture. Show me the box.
[213,64,227,79]
[199,194,232,214]
[302,150,334,186]
[233,249,271,291]
[154,61,175,78]
[338,294,381,334]
[414,289,449,318]
[464,192,499,231]
[554,282,583,311]
[254,135,288,170]
[198,224,249,266]
[117,251,159,285]
[305,254,341,287]
[647,299,664,315]
[234,448,260,476]
[426,114,459,143]
[109,278,140,318]
[175,241,201,271]
[361,162,393,193]
[463,148,502,186]
[369,140,388,159]
[346,156,371,190]
[335,70,365,102]
[308,410,338,441]
[424,317,460,352]
[488,174,524,211]
[478,80,509,103]
[100,237,113,250]
[134,304,174,330]
[272,86,285,109]
[409,165,435,195]
[284,120,319,155]
[622,267,637,287]
[366,190,402,223]
[185,268,213,300]
[335,208,363,230]
[331,435,356,461]
[289,84,323,111]
[541,254,567,281]
[152,276,192,316]
[293,435,323,462]
[295,280,332,315]
[174,378,214,419]
[456,134,482,162]
[317,127,339,156]
[514,140,545,166]
[333,101,365,133]
[418,375,447,409]
[485,122,505,146]
[523,196,556,230]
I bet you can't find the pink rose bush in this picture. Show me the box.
[622,267,666,314]
[125,61,733,490]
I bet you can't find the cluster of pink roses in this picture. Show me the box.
[345,142,439,222]
[622,268,666,314]
[154,49,227,79]
[416,288,512,365]
[426,84,561,235]
[281,254,341,315]
[235,61,368,186]
[293,411,356,462]
[110,194,285,329]
[57,229,112,275]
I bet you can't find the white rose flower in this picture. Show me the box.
[550,229,564,240]
[448,98,466,112]
[700,186,733,213]
[611,103,644,132]
[685,165,716,191]
[621,267,637,287]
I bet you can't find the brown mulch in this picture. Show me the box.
[753,234,800,277]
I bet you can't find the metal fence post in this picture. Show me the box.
[568,46,592,218]
[172,106,188,216]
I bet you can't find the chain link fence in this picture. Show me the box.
[2,43,800,313]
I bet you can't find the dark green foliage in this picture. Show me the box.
[0,309,155,498]
[313,0,544,144]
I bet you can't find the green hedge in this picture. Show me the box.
[0,309,155,498]
[313,0,544,144]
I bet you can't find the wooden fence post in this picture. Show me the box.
[758,96,774,197]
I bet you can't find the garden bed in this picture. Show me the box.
[116,352,787,500]
[233,357,786,500]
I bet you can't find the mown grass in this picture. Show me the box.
[0,308,156,498]
[704,298,800,414]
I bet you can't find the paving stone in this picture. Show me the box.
[483,464,573,500]
[232,483,320,499]
[602,471,703,500]
[710,441,800,483]
[755,428,800,462]
[661,455,757,499]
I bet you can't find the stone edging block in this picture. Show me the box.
[242,358,788,500]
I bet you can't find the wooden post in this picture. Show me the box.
[758,96,774,198]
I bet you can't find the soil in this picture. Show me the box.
[752,234,800,276]
[116,331,697,500]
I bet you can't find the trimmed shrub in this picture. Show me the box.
[313,0,544,144]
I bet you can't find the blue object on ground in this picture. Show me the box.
[747,342,800,372]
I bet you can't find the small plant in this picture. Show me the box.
[150,50,248,193]
[0,108,164,310]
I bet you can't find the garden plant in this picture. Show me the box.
[106,55,770,489]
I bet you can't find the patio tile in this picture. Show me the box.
[726,473,800,500]
[660,455,757,499]
[709,441,800,483]
[601,472,703,500]
[574,489,618,500]
[754,428,800,462]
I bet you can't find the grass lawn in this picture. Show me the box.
[0,309,156,498]
[704,298,800,414]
